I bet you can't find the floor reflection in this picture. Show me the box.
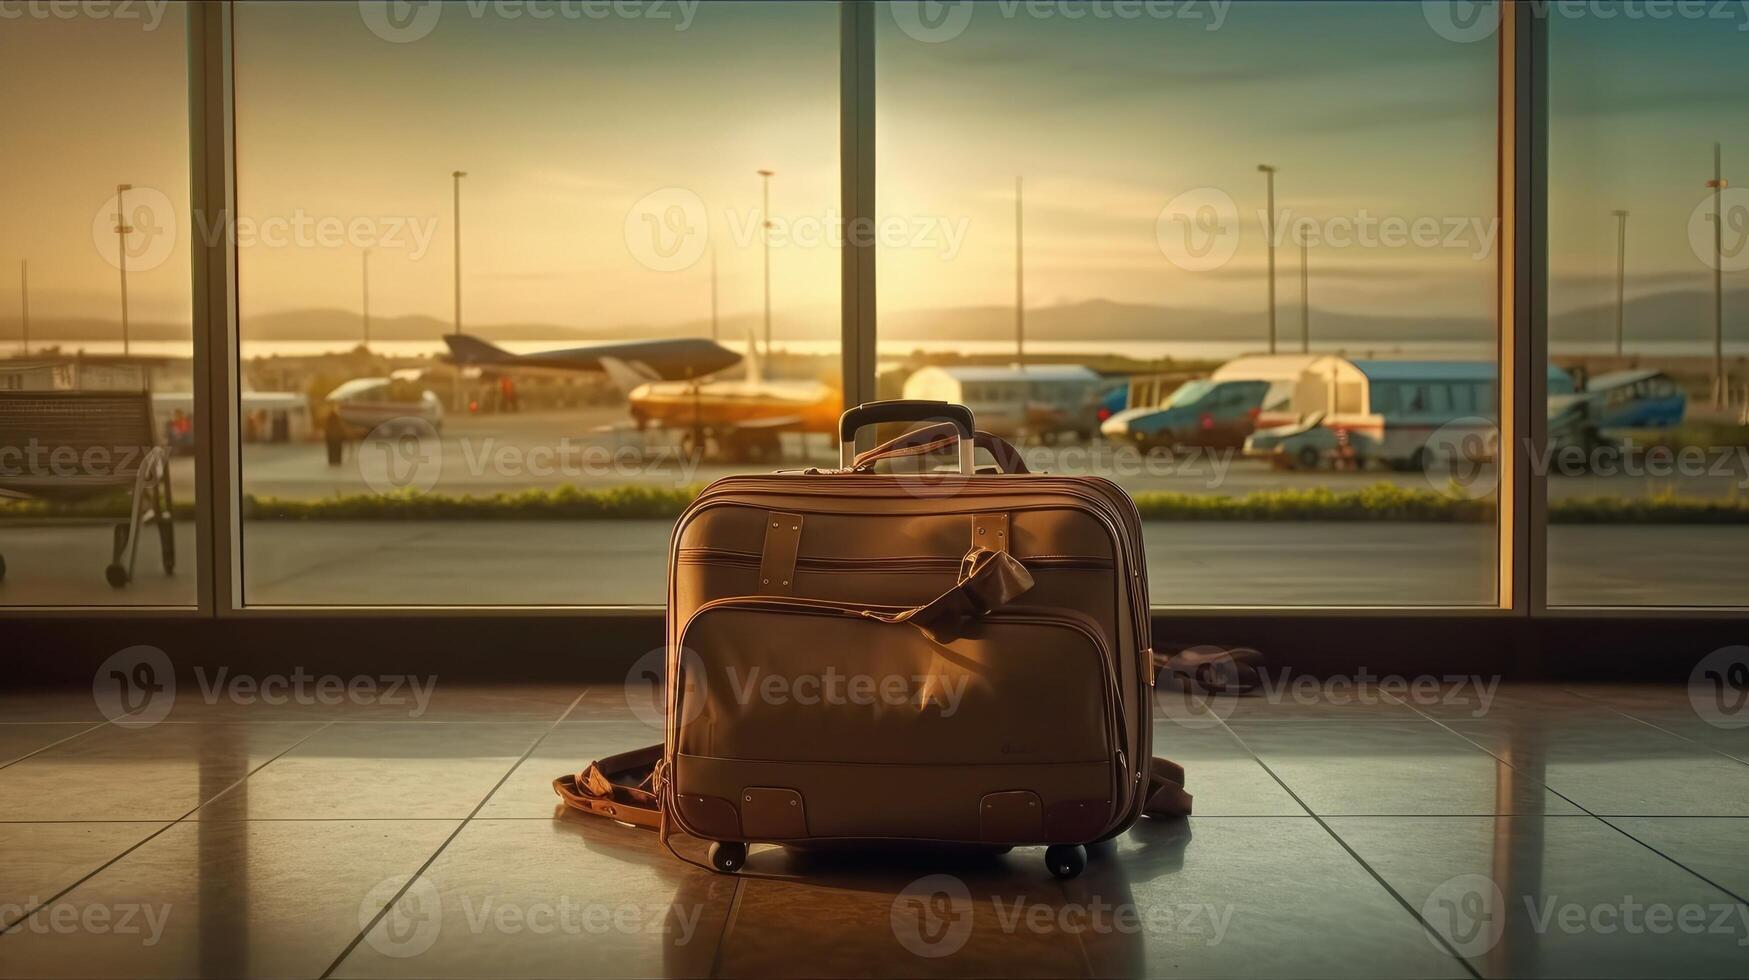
[0,683,1743,979]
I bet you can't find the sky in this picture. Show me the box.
[0,0,1742,343]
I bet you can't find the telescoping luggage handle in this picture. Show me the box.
[839,400,976,474]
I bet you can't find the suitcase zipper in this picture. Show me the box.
[675,549,1113,575]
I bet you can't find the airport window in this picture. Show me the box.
[873,1,1500,605]
[0,4,195,607]
[17,3,1739,614]
[232,0,841,605]
[1545,10,1749,607]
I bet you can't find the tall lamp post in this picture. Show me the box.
[757,169,775,360]
[1015,175,1025,366]
[1258,164,1278,354]
[1610,209,1629,357]
[1705,144,1727,407]
[451,170,468,412]
[1299,237,1310,353]
[361,247,373,349]
[115,184,133,356]
[18,259,28,356]
[709,247,719,343]
[451,171,467,337]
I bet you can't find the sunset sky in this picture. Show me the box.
[0,1,1741,344]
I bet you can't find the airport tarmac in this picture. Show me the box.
[183,407,1749,503]
[2,519,1742,608]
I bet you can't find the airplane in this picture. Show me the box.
[441,333,839,463]
[442,333,741,382]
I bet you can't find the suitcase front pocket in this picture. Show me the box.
[668,598,1123,844]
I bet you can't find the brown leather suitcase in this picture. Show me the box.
[558,400,1188,879]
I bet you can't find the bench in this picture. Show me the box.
[0,390,175,588]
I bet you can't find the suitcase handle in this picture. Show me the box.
[838,400,975,473]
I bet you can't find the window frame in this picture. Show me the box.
[9,0,1737,619]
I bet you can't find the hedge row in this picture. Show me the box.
[2,482,1746,524]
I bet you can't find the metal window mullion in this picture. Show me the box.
[840,0,877,415]
[187,1,241,616]
[1498,2,1549,614]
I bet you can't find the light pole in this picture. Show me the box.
[757,169,774,359]
[361,247,373,349]
[19,259,28,356]
[1299,236,1310,353]
[115,183,133,356]
[1015,175,1025,366]
[451,171,467,337]
[1705,144,1727,407]
[709,247,719,342]
[1258,164,1278,354]
[1610,209,1628,357]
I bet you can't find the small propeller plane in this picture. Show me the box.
[441,333,838,462]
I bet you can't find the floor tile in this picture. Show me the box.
[1150,724,1305,817]
[565,683,668,730]
[0,819,456,979]
[1444,715,1749,816]
[1600,711,1749,765]
[332,817,734,979]
[1154,683,1423,724]
[0,823,168,928]
[1327,816,1749,978]
[479,721,658,818]
[147,679,586,724]
[1397,683,1599,721]
[1073,817,1471,978]
[338,683,587,723]
[0,691,110,724]
[1228,719,1583,816]
[0,723,105,767]
[197,723,548,821]
[714,842,1096,978]
[1606,818,1749,902]
[0,722,326,822]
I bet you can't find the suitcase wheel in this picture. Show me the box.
[1045,844,1085,880]
[708,841,747,874]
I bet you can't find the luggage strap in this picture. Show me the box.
[553,743,663,829]
[857,546,1035,644]
[556,748,1192,827]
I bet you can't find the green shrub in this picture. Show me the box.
[5,481,1748,524]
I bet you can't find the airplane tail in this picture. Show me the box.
[442,333,513,365]
[744,330,764,385]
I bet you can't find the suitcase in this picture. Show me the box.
[557,400,1190,880]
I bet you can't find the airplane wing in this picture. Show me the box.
[442,334,742,382]
[597,356,662,396]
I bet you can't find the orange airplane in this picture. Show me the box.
[443,333,839,462]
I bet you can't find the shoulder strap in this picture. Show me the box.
[553,743,663,829]
[1143,756,1193,818]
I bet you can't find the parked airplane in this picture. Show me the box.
[440,333,838,462]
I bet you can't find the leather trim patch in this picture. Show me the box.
[1043,798,1113,843]
[740,786,808,840]
[979,790,1044,843]
[971,512,1010,554]
[676,792,741,840]
[758,512,804,594]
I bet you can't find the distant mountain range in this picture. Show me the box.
[9,287,1746,349]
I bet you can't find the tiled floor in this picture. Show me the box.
[2,682,1746,978]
